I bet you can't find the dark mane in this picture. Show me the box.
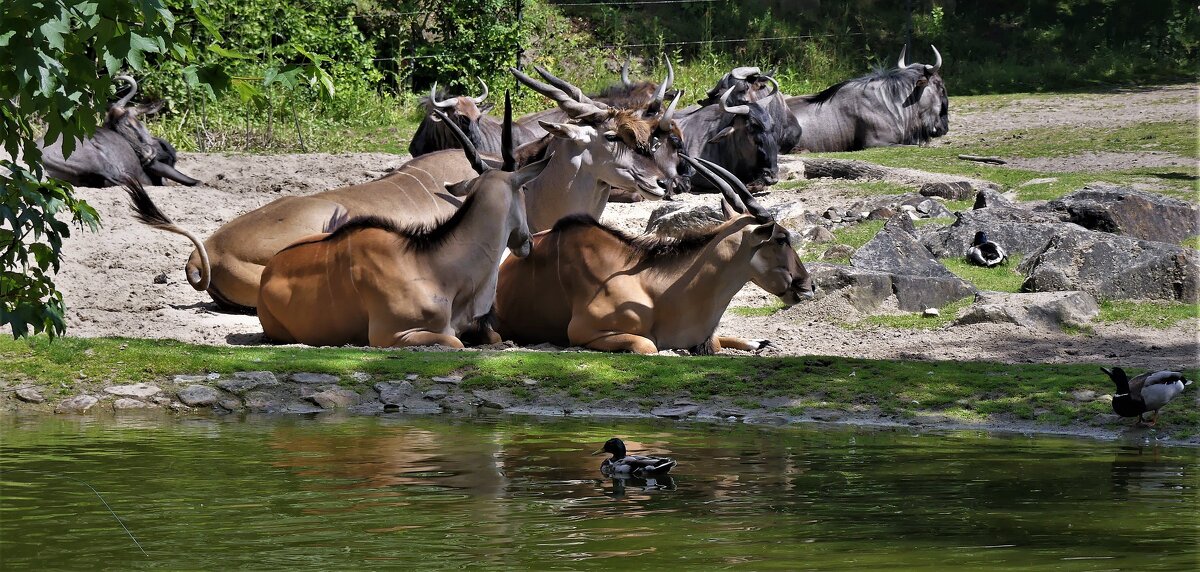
[308,189,482,254]
[551,213,724,263]
[804,67,919,105]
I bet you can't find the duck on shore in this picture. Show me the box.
[1102,367,1192,426]
[966,231,1007,267]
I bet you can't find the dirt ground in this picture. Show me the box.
[55,85,1199,371]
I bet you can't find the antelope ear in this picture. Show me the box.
[511,152,553,187]
[751,223,776,241]
[445,179,473,197]
[539,121,589,142]
[707,126,736,143]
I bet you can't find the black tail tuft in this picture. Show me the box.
[124,177,175,229]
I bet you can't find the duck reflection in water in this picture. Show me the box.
[605,474,678,499]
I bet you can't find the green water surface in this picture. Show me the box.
[1,414,1196,570]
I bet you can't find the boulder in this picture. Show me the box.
[889,275,974,311]
[806,226,835,243]
[921,207,1076,259]
[177,385,220,407]
[1019,230,1200,301]
[103,383,161,399]
[953,291,1100,330]
[820,244,855,261]
[854,215,946,278]
[55,395,98,414]
[113,398,156,410]
[809,263,894,311]
[15,388,45,403]
[472,389,515,410]
[1038,186,1200,244]
[307,388,360,410]
[218,371,280,394]
[290,373,339,384]
[920,181,977,201]
[973,188,1017,210]
[645,203,724,237]
[375,381,416,405]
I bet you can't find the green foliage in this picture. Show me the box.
[1096,300,1199,329]
[943,255,1026,293]
[729,301,787,317]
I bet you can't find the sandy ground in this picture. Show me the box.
[55,85,1199,370]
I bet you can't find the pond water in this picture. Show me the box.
[1,413,1196,570]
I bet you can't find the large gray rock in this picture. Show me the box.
[307,388,360,410]
[645,203,725,237]
[103,383,161,399]
[954,291,1100,330]
[809,263,894,311]
[290,373,339,385]
[55,395,98,414]
[1038,186,1200,244]
[177,385,220,407]
[853,215,962,279]
[889,275,975,311]
[973,189,1017,209]
[922,207,1077,259]
[375,381,416,405]
[15,388,45,403]
[920,181,978,201]
[1019,230,1200,301]
[218,371,280,394]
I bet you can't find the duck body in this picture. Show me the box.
[593,438,677,477]
[1103,367,1192,425]
[966,231,1007,267]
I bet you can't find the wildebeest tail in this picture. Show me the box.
[123,177,212,291]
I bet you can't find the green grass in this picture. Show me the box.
[942,255,1026,293]
[3,336,1196,433]
[729,301,788,317]
[857,297,975,330]
[1183,235,1200,250]
[802,220,885,263]
[1096,300,1200,329]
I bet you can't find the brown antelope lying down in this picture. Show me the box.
[494,156,815,355]
[257,101,550,348]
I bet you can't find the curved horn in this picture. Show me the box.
[731,66,761,81]
[897,45,908,68]
[532,65,608,109]
[430,82,457,109]
[929,44,942,74]
[501,90,515,172]
[620,58,631,87]
[680,154,745,213]
[719,86,751,115]
[113,75,137,109]
[652,56,675,103]
[431,108,489,174]
[658,89,682,133]
[696,157,772,223]
[763,75,780,98]
[511,67,609,122]
[471,78,489,104]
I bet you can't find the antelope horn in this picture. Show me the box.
[928,45,942,74]
[621,58,631,87]
[471,78,489,104]
[511,67,609,122]
[532,65,608,109]
[696,157,772,223]
[113,75,137,109]
[658,89,682,133]
[731,66,761,81]
[431,108,489,175]
[652,55,674,103]
[897,45,908,68]
[501,90,515,172]
[719,86,751,115]
[430,82,457,109]
[680,154,745,214]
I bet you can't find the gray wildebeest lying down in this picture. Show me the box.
[127,83,681,311]
[408,80,538,157]
[41,75,199,187]
[493,156,815,355]
[787,45,948,152]
[256,121,550,348]
[675,82,783,193]
[697,66,801,155]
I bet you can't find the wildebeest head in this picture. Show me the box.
[513,65,684,200]
[592,56,677,108]
[410,80,492,157]
[104,75,164,166]
[683,155,814,304]
[706,85,780,187]
[896,45,949,142]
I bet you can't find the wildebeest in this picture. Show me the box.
[493,156,814,354]
[41,75,199,187]
[697,66,801,154]
[675,84,781,192]
[590,57,676,108]
[787,45,948,152]
[257,110,550,348]
[128,76,682,311]
[408,80,538,157]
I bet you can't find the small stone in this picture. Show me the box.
[282,401,325,414]
[432,376,462,385]
[152,396,172,406]
[206,373,220,381]
[472,390,513,409]
[523,378,539,387]
[726,416,739,422]
[350,372,371,382]
[173,374,210,384]
[56,395,99,414]
[807,226,836,243]
[1021,177,1058,187]
[424,388,448,400]
[923,308,940,317]
[113,398,155,410]
[290,372,339,384]
[1071,389,1097,402]
[308,388,361,410]
[401,399,443,414]
[820,244,855,261]
[104,383,161,399]
[15,388,45,403]
[218,399,242,411]
[153,272,169,284]
[375,381,416,404]
[168,401,192,413]
[651,404,700,419]
[405,374,419,381]
[177,385,220,407]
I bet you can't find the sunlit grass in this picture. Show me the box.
[1095,300,1199,329]
[942,255,1026,293]
[856,297,974,330]
[801,220,885,263]
[729,301,788,317]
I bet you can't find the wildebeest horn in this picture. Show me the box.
[511,67,610,122]
[431,108,489,174]
[719,87,751,115]
[897,45,908,68]
[471,78,489,104]
[114,74,137,109]
[501,90,515,172]
[696,157,772,223]
[532,65,608,109]
[620,58,631,87]
[658,89,681,133]
[652,56,674,103]
[731,66,761,81]
[928,45,942,74]
[680,154,746,214]
[763,75,780,98]
[430,82,457,109]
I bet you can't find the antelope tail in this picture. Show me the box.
[123,179,211,291]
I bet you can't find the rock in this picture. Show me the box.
[290,372,340,384]
[801,158,889,180]
[15,388,45,403]
[921,207,1075,259]
[1038,186,1200,244]
[822,208,840,221]
[1022,177,1058,187]
[953,291,1100,330]
[218,399,243,411]
[348,401,385,415]
[867,207,895,221]
[1018,230,1200,301]
[923,308,940,317]
[177,385,220,407]
[375,381,417,405]
[173,374,212,384]
[168,402,192,413]
[55,395,98,414]
[472,390,513,409]
[350,372,372,382]
[281,401,326,414]
[399,398,443,414]
[432,376,462,385]
[919,181,976,201]
[645,203,725,237]
[809,263,894,311]
[888,275,974,311]
[1072,389,1098,402]
[853,215,965,278]
[973,189,1016,210]
[651,404,700,419]
[820,244,855,261]
[307,388,361,409]
[806,226,835,243]
[218,371,280,394]
[112,398,155,410]
[153,272,169,284]
[423,388,448,401]
[770,201,807,230]
[103,383,161,399]
[915,199,953,219]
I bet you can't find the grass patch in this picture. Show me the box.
[1183,235,1200,250]
[858,297,974,330]
[3,336,1195,433]
[801,220,884,263]
[942,255,1026,293]
[729,301,788,318]
[1096,300,1200,329]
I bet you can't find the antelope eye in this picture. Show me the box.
[603,132,620,142]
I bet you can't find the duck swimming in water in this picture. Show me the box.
[1102,367,1192,426]
[592,437,677,477]
[966,231,1007,267]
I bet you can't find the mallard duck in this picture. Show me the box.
[966,231,1007,267]
[1102,367,1192,426]
[592,438,677,477]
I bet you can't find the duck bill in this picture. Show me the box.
[591,448,605,455]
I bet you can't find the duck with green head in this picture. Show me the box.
[592,438,677,477]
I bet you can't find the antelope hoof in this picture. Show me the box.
[752,339,772,351]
